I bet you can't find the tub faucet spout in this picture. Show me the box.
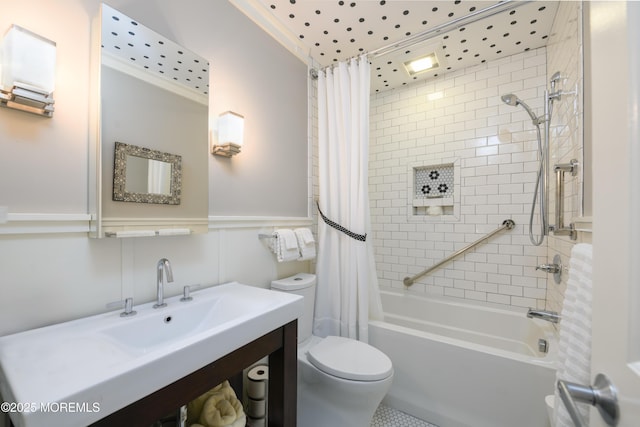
[154,258,173,308]
[527,308,560,324]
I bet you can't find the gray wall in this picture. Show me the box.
[0,0,309,217]
[0,0,311,340]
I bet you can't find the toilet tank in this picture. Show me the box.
[271,273,316,343]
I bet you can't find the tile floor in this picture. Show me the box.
[370,404,439,427]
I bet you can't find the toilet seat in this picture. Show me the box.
[307,336,393,381]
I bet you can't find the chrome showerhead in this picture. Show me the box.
[501,94,519,106]
[501,93,539,125]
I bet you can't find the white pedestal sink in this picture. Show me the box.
[0,282,303,427]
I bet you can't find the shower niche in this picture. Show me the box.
[409,161,460,219]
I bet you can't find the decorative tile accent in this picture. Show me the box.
[371,404,439,427]
[415,164,454,198]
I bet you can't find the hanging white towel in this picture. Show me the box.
[294,228,316,261]
[553,243,593,427]
[273,229,299,262]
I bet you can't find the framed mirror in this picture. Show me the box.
[113,142,182,205]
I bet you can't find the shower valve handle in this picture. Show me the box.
[536,263,560,274]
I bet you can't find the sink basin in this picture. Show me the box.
[0,282,303,427]
[101,286,268,353]
[101,298,219,352]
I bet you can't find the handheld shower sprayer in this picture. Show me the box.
[501,92,547,246]
[501,70,565,247]
[500,93,519,106]
[501,94,540,126]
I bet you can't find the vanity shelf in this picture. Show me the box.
[90,321,297,427]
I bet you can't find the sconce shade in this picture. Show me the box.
[0,25,56,117]
[218,111,244,146]
[2,25,56,93]
[212,111,244,157]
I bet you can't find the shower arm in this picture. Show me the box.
[403,219,515,288]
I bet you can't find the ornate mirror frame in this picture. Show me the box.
[112,142,182,205]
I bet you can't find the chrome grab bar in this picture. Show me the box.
[557,373,619,427]
[551,159,578,240]
[403,219,515,287]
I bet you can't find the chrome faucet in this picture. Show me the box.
[154,258,173,308]
[537,254,563,284]
[536,263,560,274]
[527,308,561,324]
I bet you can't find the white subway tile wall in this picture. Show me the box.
[370,48,550,309]
[310,2,584,313]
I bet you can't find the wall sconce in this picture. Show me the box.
[212,111,244,157]
[0,25,56,117]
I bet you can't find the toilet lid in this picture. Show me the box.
[307,336,393,381]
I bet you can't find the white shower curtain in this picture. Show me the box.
[314,55,383,343]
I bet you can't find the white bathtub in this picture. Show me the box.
[369,288,557,427]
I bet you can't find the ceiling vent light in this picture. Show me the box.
[404,53,439,75]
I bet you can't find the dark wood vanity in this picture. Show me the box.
[87,320,297,427]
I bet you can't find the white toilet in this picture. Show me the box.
[271,273,393,427]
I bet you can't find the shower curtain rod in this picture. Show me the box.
[368,0,531,59]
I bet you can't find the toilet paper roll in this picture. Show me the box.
[248,365,268,381]
[247,397,266,418]
[247,379,266,399]
[247,416,266,427]
[247,365,269,399]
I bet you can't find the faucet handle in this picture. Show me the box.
[106,297,137,317]
[180,284,202,302]
[536,263,561,274]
